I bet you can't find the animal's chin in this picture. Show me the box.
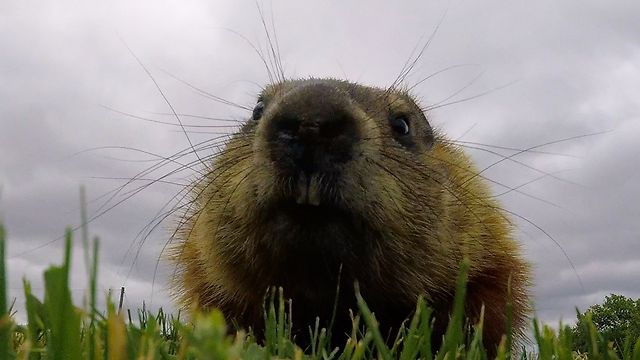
[259,199,368,261]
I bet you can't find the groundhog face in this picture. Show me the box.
[224,78,439,261]
[245,79,434,202]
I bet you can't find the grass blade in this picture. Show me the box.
[0,223,13,359]
[43,229,82,360]
[354,283,393,360]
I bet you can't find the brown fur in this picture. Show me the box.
[167,78,532,354]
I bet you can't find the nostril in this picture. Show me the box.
[269,92,355,145]
[319,115,349,139]
[276,116,301,140]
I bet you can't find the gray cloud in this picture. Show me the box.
[2,0,639,330]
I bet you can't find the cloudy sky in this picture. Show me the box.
[2,0,639,330]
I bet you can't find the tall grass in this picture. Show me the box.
[1,222,639,359]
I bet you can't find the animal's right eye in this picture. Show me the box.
[252,101,265,121]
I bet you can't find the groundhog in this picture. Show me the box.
[167,78,532,354]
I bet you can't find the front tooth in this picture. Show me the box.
[296,172,309,204]
[308,175,321,206]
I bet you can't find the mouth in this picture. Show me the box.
[272,165,345,207]
[276,200,351,225]
[260,184,371,262]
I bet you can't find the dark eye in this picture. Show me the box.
[252,101,265,121]
[390,115,410,135]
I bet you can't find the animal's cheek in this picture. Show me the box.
[239,165,276,210]
[337,161,409,229]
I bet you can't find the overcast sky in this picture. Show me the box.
[1,0,639,331]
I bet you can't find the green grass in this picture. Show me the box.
[1,222,640,359]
